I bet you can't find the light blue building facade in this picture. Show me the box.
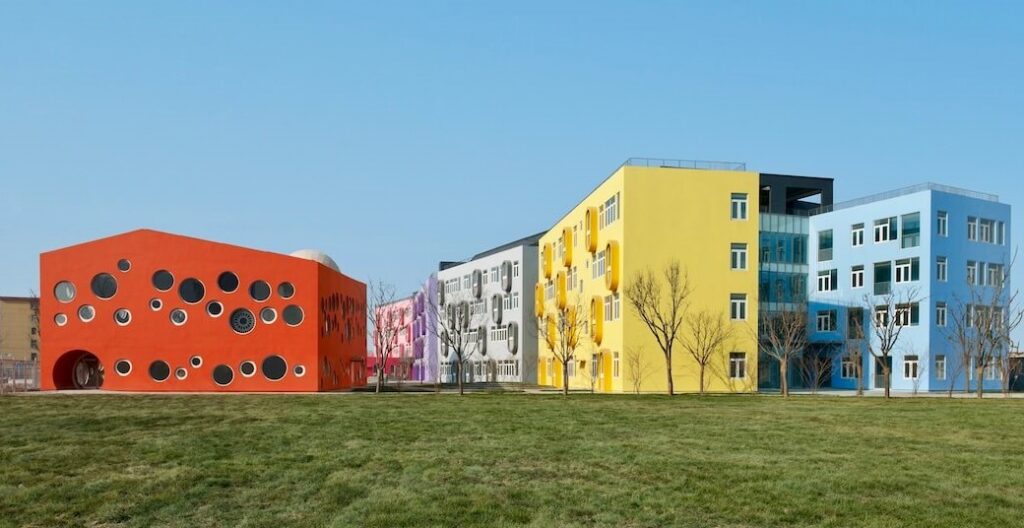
[807,183,1011,392]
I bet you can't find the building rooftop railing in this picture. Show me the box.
[622,157,747,172]
[808,182,999,216]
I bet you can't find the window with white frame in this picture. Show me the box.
[894,258,919,283]
[979,219,993,243]
[874,306,889,327]
[937,211,948,237]
[731,193,748,220]
[967,216,978,241]
[731,243,748,270]
[512,292,519,309]
[967,261,978,285]
[513,261,520,277]
[986,263,1004,286]
[936,256,947,282]
[936,302,947,327]
[729,352,747,379]
[593,250,606,279]
[613,293,621,320]
[895,303,919,327]
[935,355,946,380]
[874,217,896,243]
[851,223,864,247]
[604,295,613,322]
[817,269,837,292]
[997,221,1006,245]
[730,294,747,320]
[816,310,837,332]
[903,355,919,380]
[603,194,619,227]
[851,265,864,289]
[841,357,855,379]
[463,275,471,289]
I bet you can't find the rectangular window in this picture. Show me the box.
[613,292,621,319]
[967,261,978,285]
[730,294,747,320]
[841,357,855,379]
[593,250,606,279]
[937,256,947,282]
[980,219,993,243]
[894,257,919,283]
[513,261,520,277]
[613,352,620,377]
[851,223,864,247]
[818,229,833,261]
[901,212,920,248]
[895,303,920,327]
[997,221,1006,245]
[874,262,892,295]
[935,355,946,380]
[816,310,837,332]
[729,352,747,379]
[731,243,748,270]
[599,203,605,229]
[874,217,896,243]
[817,269,837,292]
[903,355,919,380]
[731,193,748,220]
[937,211,948,237]
[936,301,947,327]
[986,263,1004,287]
[874,306,889,327]
[848,308,865,338]
[851,265,864,289]
[604,295,613,322]
[967,216,978,241]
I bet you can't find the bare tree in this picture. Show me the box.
[862,288,921,399]
[535,295,588,395]
[755,309,807,397]
[426,286,489,396]
[1001,350,1022,397]
[798,351,832,394]
[845,310,867,396]
[367,281,404,394]
[582,345,601,393]
[624,261,691,395]
[678,309,735,395]
[624,346,652,394]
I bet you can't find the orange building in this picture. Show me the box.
[39,229,366,392]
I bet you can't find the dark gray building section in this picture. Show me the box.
[759,173,834,214]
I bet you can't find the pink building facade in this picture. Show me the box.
[366,296,415,381]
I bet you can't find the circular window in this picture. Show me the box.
[218,271,239,293]
[179,278,205,304]
[149,360,171,382]
[170,309,188,326]
[54,281,76,303]
[55,313,68,326]
[282,305,304,326]
[152,270,174,291]
[117,259,131,272]
[189,355,203,368]
[78,305,95,322]
[91,273,117,299]
[175,367,188,380]
[260,307,277,324]
[114,360,132,376]
[262,355,287,381]
[113,308,131,326]
[212,365,234,386]
[150,298,163,311]
[229,308,256,334]
[293,365,306,377]
[249,280,271,302]
[240,361,257,377]
[206,301,224,317]
[278,282,295,299]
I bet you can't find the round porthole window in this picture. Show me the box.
[218,271,239,293]
[91,273,117,299]
[282,305,304,326]
[175,367,188,380]
[189,355,203,368]
[113,308,131,326]
[260,307,277,324]
[212,365,234,386]
[278,282,295,299]
[179,278,205,304]
[55,313,68,326]
[78,305,95,322]
[150,298,163,311]
[149,360,171,382]
[261,355,287,381]
[117,259,131,272]
[230,308,256,334]
[249,280,271,302]
[114,360,132,376]
[293,365,306,377]
[240,361,257,377]
[206,301,224,317]
[170,309,188,326]
[54,281,76,303]
[152,270,174,291]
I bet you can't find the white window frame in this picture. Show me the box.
[937,211,948,237]
[729,353,747,380]
[731,193,748,220]
[936,302,947,327]
[851,266,864,289]
[851,224,864,247]
[731,243,748,271]
[903,355,919,380]
[935,355,946,380]
[937,256,947,282]
[730,294,747,321]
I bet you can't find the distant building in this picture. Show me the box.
[411,273,439,382]
[367,296,415,381]
[0,296,40,362]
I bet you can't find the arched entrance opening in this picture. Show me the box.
[52,350,104,389]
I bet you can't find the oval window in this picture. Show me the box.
[249,280,271,302]
[293,365,306,377]
[54,313,69,326]
[282,305,304,326]
[262,355,287,381]
[218,271,239,293]
[150,298,163,311]
[152,270,174,291]
[149,360,171,382]
[189,355,203,368]
[91,273,117,299]
[54,281,76,303]
[179,278,205,304]
[175,367,188,380]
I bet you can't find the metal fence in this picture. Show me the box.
[622,157,747,171]
[0,360,40,393]
[808,182,1000,216]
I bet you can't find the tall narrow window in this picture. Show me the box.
[729,353,747,379]
[731,243,748,270]
[936,256,948,282]
[816,310,837,332]
[848,308,865,338]
[851,265,864,289]
[967,217,978,241]
[903,355,919,380]
[851,223,864,247]
[613,352,620,377]
[967,261,978,285]
[935,355,946,380]
[731,193,748,220]
[730,294,747,320]
[901,212,920,248]
[818,230,833,261]
[936,301,947,327]
[937,211,948,237]
[874,262,892,295]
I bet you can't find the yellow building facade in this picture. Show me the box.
[0,296,40,362]
[536,161,760,393]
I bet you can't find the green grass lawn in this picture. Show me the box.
[1,393,1023,528]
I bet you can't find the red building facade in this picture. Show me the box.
[40,230,366,392]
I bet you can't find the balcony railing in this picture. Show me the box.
[622,157,747,171]
[809,182,999,215]
[874,281,891,296]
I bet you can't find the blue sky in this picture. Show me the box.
[2,1,1022,300]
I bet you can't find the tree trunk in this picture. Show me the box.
[780,359,789,398]
[698,364,705,396]
[883,363,891,399]
[856,362,863,396]
[375,364,384,394]
[665,355,675,396]
[977,366,985,399]
[563,360,570,396]
[457,359,464,396]
[963,363,971,394]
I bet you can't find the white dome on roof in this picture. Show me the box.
[289,249,341,273]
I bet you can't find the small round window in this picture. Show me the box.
[55,313,68,326]
[152,270,174,291]
[91,273,117,299]
[218,271,239,293]
[114,308,131,326]
[212,365,234,386]
[262,355,287,381]
[240,361,257,377]
[189,355,203,368]
[149,360,171,382]
[114,360,132,376]
[150,298,163,311]
[282,305,304,326]
[206,301,224,317]
[278,282,295,299]
[260,307,277,324]
[230,308,256,334]
[249,280,271,302]
[179,278,205,304]
[117,259,131,272]
[170,309,188,326]
[293,365,306,377]
[54,281,76,303]
[175,367,188,380]
[78,305,95,322]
